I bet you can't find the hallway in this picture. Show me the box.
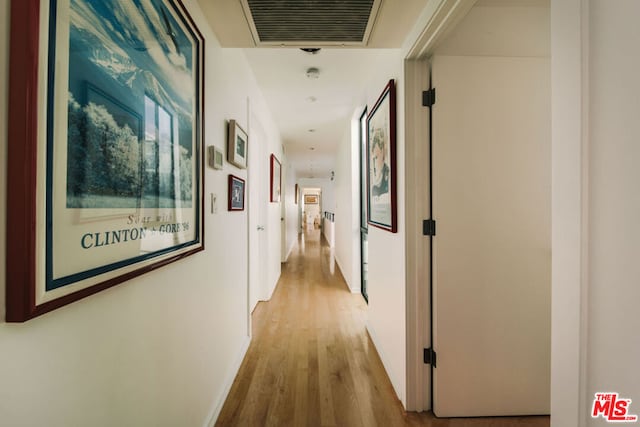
[215,230,550,427]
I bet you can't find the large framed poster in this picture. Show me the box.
[6,0,205,321]
[366,79,397,233]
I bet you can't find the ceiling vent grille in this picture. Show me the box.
[241,0,381,46]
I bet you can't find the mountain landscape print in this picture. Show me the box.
[64,0,199,208]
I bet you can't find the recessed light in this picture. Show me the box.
[306,96,317,103]
[308,129,316,133]
[306,67,320,79]
[309,147,315,151]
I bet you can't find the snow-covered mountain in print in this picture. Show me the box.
[64,0,198,208]
[69,0,195,120]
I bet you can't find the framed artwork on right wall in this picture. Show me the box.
[366,79,397,233]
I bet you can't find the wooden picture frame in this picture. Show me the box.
[270,154,281,203]
[295,184,299,204]
[366,79,397,233]
[228,175,245,211]
[304,195,319,204]
[227,119,248,169]
[6,0,205,322]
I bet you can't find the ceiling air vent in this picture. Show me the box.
[241,0,382,46]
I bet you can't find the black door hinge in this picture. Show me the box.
[422,88,436,107]
[424,348,437,367]
[423,219,436,236]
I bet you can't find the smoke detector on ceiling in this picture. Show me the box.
[306,67,320,79]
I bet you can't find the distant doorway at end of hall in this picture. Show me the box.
[301,187,322,231]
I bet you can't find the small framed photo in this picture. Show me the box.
[228,120,248,169]
[304,194,319,204]
[228,175,245,211]
[270,154,281,203]
[208,146,224,170]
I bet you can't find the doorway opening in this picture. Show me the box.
[301,187,322,232]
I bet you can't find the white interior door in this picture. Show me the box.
[431,55,551,417]
[248,114,268,313]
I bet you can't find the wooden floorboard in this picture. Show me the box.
[215,230,550,427]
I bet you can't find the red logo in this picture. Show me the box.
[592,393,638,423]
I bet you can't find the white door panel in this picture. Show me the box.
[431,55,551,417]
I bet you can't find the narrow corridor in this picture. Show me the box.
[216,230,550,427]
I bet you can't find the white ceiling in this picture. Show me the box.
[198,0,549,179]
[199,0,430,179]
[242,48,400,178]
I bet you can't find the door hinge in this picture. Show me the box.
[423,348,437,367]
[423,219,436,236]
[422,88,436,107]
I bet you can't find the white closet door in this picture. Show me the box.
[431,55,550,417]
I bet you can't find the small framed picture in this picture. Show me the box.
[228,174,245,211]
[304,194,319,204]
[208,146,223,170]
[228,120,248,169]
[270,154,281,203]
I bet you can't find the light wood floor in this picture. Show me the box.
[215,230,550,427]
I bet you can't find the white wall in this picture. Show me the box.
[0,1,282,425]
[586,0,640,424]
[282,155,298,260]
[552,2,640,426]
[334,122,360,292]
[332,49,408,404]
[365,55,407,406]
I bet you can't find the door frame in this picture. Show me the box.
[359,107,369,302]
[402,0,476,412]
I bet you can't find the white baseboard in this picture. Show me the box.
[334,254,361,294]
[204,336,251,427]
[285,239,296,261]
[366,323,405,409]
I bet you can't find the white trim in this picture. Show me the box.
[367,322,404,406]
[402,58,431,412]
[204,335,251,427]
[550,0,589,426]
[404,0,477,60]
[400,0,476,412]
[284,238,296,262]
[334,253,356,293]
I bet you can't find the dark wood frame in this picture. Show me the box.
[6,0,206,322]
[270,154,281,203]
[366,79,397,233]
[295,184,299,204]
[228,175,245,211]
